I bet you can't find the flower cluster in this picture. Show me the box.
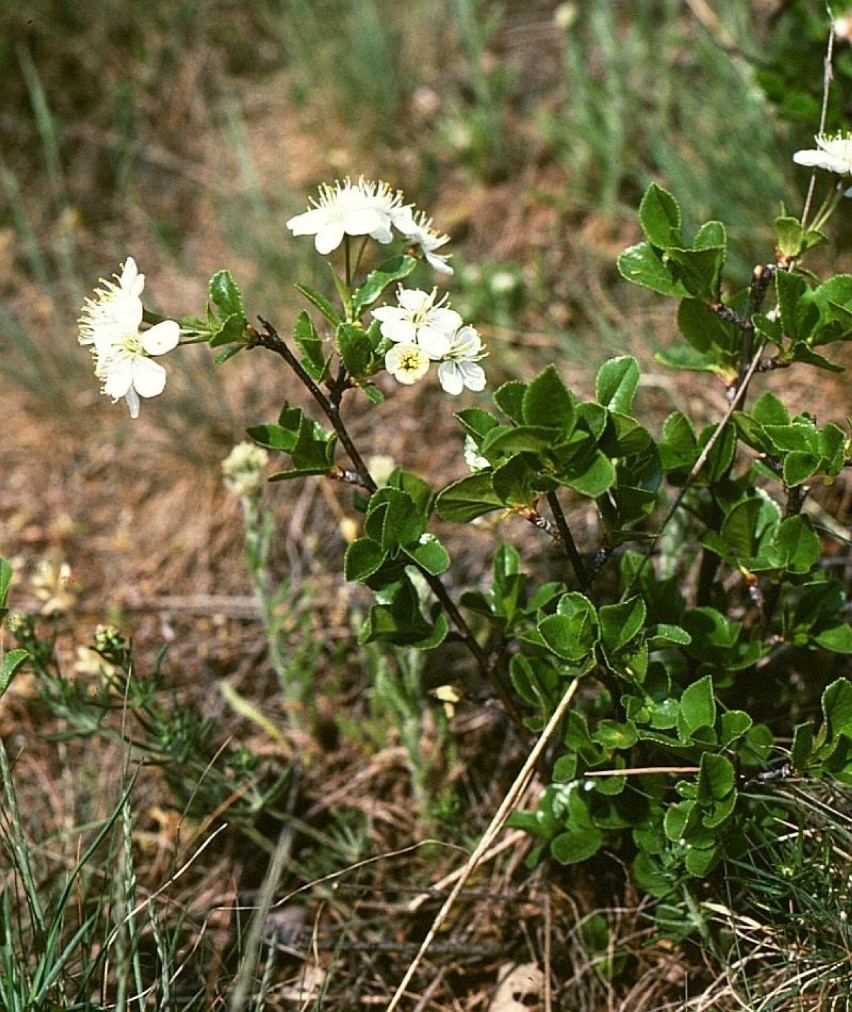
[374,287,487,394]
[78,258,180,418]
[286,177,453,275]
[221,441,270,498]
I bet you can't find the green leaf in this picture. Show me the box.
[593,719,638,750]
[790,722,814,772]
[649,623,692,647]
[213,343,244,364]
[434,472,504,523]
[595,356,640,413]
[209,312,249,348]
[660,411,698,473]
[351,255,417,317]
[359,575,449,648]
[482,424,562,454]
[283,414,337,471]
[815,625,852,653]
[822,679,852,740]
[693,219,726,250]
[684,844,721,877]
[759,515,820,573]
[364,488,425,549]
[493,380,527,423]
[697,423,737,483]
[336,321,373,377]
[782,450,820,487]
[719,710,752,747]
[773,267,805,342]
[292,311,328,381]
[387,468,433,525]
[558,451,616,498]
[0,556,13,615]
[522,365,575,431]
[718,495,779,560]
[788,342,845,373]
[344,538,387,582]
[655,345,735,380]
[617,242,692,297]
[551,790,604,864]
[697,753,736,803]
[247,422,297,452]
[639,183,682,247]
[538,594,599,662]
[664,244,725,300]
[677,299,738,361]
[209,270,245,319]
[751,391,789,426]
[492,453,543,505]
[295,282,343,326]
[0,648,28,698]
[455,407,501,442]
[664,798,698,843]
[401,534,451,575]
[599,597,646,653]
[679,675,716,738]
[775,215,805,259]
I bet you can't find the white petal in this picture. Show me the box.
[142,320,180,356]
[102,355,134,400]
[418,324,452,359]
[397,288,431,311]
[119,257,145,298]
[341,207,384,237]
[124,387,141,419]
[458,361,486,391]
[371,305,403,323]
[379,319,418,344]
[437,361,464,395]
[314,222,346,255]
[131,356,168,398]
[429,307,463,333]
[792,149,822,166]
[425,251,454,275]
[286,207,325,235]
[369,222,394,244]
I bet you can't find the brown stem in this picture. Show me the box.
[251,316,528,733]
[254,317,376,491]
[545,491,589,590]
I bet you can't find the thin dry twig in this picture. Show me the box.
[386,676,582,1011]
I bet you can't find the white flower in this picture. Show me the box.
[79,258,181,418]
[286,177,411,254]
[398,209,454,275]
[384,342,431,385]
[94,319,181,418]
[362,178,416,239]
[437,325,487,395]
[372,287,461,359]
[78,257,145,345]
[793,132,852,176]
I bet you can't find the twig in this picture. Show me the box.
[623,338,767,600]
[801,17,836,229]
[545,490,589,589]
[405,829,529,913]
[251,316,528,734]
[386,676,581,1011]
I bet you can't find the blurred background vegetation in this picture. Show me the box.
[1,0,851,1008]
